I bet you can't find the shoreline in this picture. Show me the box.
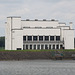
[0,51,75,60]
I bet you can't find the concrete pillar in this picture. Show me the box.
[59,44,60,49]
[55,44,56,50]
[51,45,52,49]
[44,44,45,49]
[38,35,39,41]
[49,36,50,40]
[28,44,29,50]
[47,44,49,49]
[40,44,41,50]
[43,35,45,42]
[26,35,27,41]
[32,44,33,50]
[32,35,33,41]
[36,44,37,50]
[54,35,56,42]
[49,35,50,41]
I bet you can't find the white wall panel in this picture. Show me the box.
[63,30,74,49]
[12,18,21,29]
[23,28,60,36]
[12,30,23,50]
[22,21,59,28]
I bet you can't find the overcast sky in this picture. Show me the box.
[0,0,75,36]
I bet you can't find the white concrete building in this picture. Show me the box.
[5,16,74,50]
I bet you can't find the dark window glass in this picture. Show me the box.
[45,45,48,49]
[30,45,32,49]
[34,45,36,49]
[56,36,60,41]
[39,36,43,41]
[50,36,54,41]
[56,45,59,49]
[45,36,49,41]
[33,36,37,41]
[17,48,21,50]
[28,36,32,41]
[60,45,63,49]
[49,45,51,49]
[53,45,55,49]
[23,36,26,41]
[23,45,25,50]
[41,45,44,49]
[37,45,40,49]
[26,45,28,49]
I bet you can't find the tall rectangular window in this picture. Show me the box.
[45,36,49,41]
[23,36,26,41]
[37,45,40,49]
[49,45,51,49]
[41,45,44,49]
[28,36,32,41]
[30,45,32,49]
[26,45,28,49]
[50,36,54,41]
[53,45,55,49]
[56,36,60,41]
[33,36,37,41]
[34,45,36,49]
[39,36,43,41]
[45,45,48,49]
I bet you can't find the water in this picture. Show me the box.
[0,60,75,75]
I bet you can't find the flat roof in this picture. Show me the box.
[7,16,21,18]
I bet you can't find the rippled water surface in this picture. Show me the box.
[0,60,75,75]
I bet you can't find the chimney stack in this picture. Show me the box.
[69,22,73,29]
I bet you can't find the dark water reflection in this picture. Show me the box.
[0,60,75,75]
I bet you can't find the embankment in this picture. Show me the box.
[0,51,75,60]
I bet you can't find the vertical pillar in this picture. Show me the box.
[32,44,33,50]
[49,36,50,41]
[38,35,39,42]
[54,35,56,42]
[26,35,27,41]
[40,44,41,50]
[43,35,45,42]
[55,44,56,50]
[48,44,49,49]
[44,44,45,49]
[36,44,37,50]
[32,35,33,41]
[49,35,50,41]
[28,44,29,50]
[59,44,60,49]
[51,45,52,49]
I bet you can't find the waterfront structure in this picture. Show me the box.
[5,16,74,50]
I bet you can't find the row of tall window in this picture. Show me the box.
[23,36,60,41]
[23,44,64,50]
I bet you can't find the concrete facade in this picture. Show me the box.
[5,16,74,50]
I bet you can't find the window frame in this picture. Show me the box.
[56,36,60,41]
[39,36,43,41]
[45,36,49,41]
[28,36,32,41]
[33,36,38,41]
[50,36,54,41]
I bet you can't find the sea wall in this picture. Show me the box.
[0,51,75,60]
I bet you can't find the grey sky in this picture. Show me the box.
[0,0,75,36]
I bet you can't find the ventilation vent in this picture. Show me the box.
[26,19,30,21]
[43,19,46,21]
[51,19,55,21]
[35,19,38,21]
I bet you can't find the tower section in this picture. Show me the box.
[5,16,23,50]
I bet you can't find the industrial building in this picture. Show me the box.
[5,16,74,50]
